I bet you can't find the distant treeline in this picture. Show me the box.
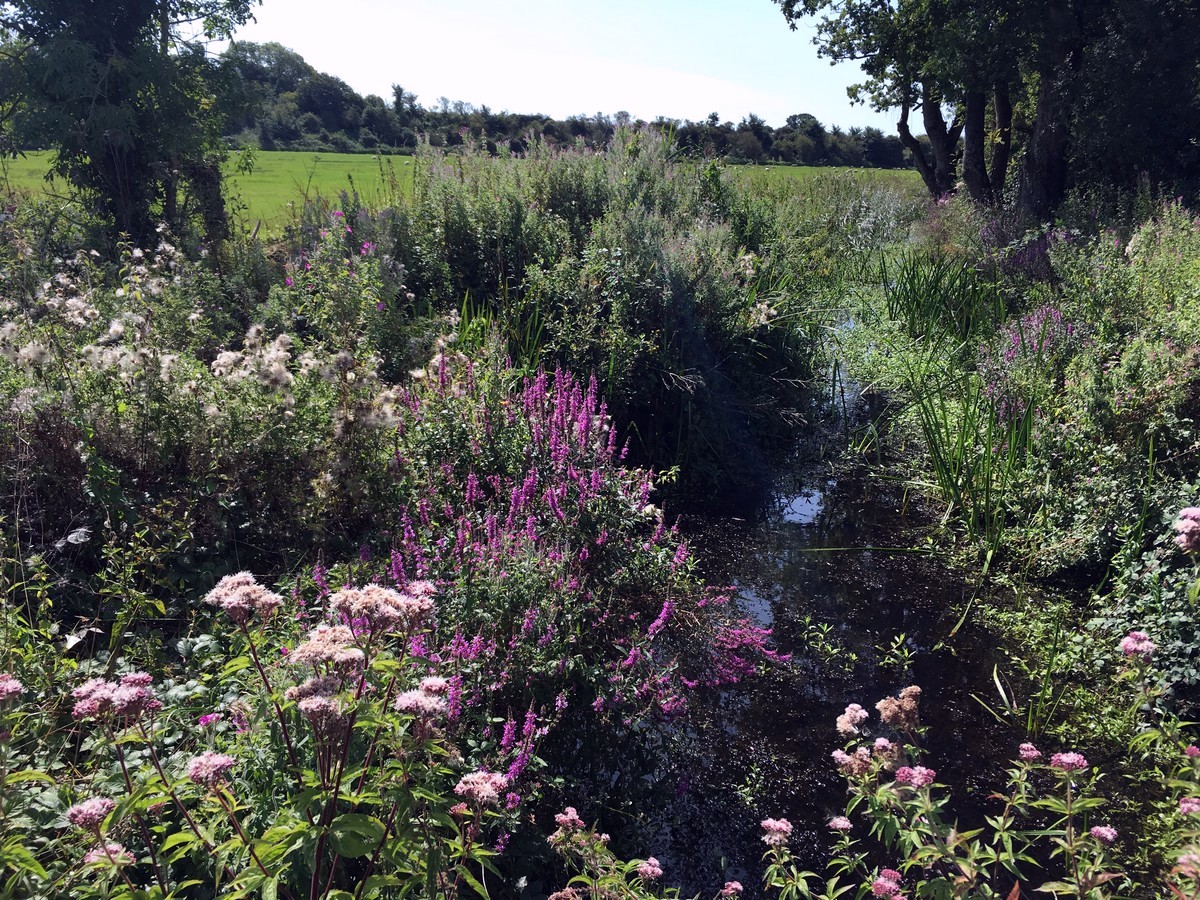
[218,41,913,168]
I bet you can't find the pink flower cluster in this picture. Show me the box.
[832,746,873,777]
[328,582,435,633]
[0,674,23,702]
[871,868,904,898]
[1090,825,1118,844]
[1174,507,1200,553]
[719,881,743,897]
[761,817,793,846]
[636,857,663,880]
[291,625,364,669]
[67,797,115,830]
[836,703,868,735]
[83,842,134,866]
[71,673,161,721]
[1050,751,1089,772]
[1019,742,1041,761]
[828,816,852,831]
[204,571,283,625]
[187,751,236,788]
[1181,797,1200,815]
[1119,630,1156,659]
[894,766,936,788]
[554,806,585,830]
[455,770,508,806]
[394,680,448,719]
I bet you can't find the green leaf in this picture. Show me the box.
[328,813,386,858]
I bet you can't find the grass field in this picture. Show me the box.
[0,150,918,233]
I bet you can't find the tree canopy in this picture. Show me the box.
[774,0,1200,217]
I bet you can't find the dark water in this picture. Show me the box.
[639,454,1018,896]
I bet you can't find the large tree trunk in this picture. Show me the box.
[989,84,1013,198]
[961,90,991,203]
[897,83,962,199]
[1017,69,1071,220]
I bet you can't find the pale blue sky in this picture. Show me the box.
[223,0,899,131]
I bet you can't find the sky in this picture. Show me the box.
[220,0,900,132]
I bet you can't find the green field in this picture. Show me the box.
[0,150,419,231]
[0,150,917,233]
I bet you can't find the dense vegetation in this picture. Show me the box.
[1,2,1200,898]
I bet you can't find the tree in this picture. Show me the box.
[772,0,1200,218]
[0,0,259,241]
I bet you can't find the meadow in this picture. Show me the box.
[1,134,1199,899]
[0,149,916,233]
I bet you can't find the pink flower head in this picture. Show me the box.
[1119,630,1157,659]
[1186,745,1200,759]
[204,572,284,625]
[1050,752,1089,772]
[874,737,893,752]
[393,689,447,719]
[186,751,236,789]
[836,703,869,735]
[761,817,793,846]
[554,806,585,830]
[455,770,508,806]
[828,816,852,831]
[636,857,663,881]
[719,882,743,898]
[871,868,903,898]
[894,766,936,788]
[1180,797,1200,815]
[0,674,24,702]
[198,712,223,727]
[1174,508,1200,553]
[1090,825,1118,844]
[83,842,134,866]
[67,797,115,831]
[1019,742,1042,761]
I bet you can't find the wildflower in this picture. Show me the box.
[83,843,134,866]
[0,674,24,702]
[548,890,580,900]
[198,712,223,727]
[761,817,792,846]
[894,766,936,788]
[187,751,236,789]
[204,572,284,625]
[874,737,893,752]
[1119,630,1157,659]
[636,857,663,880]
[1187,746,1200,759]
[1174,508,1200,553]
[419,676,449,695]
[1050,752,1089,772]
[455,770,508,806]
[298,695,346,729]
[291,625,358,667]
[449,802,470,817]
[837,703,869,735]
[719,882,743,897]
[1090,825,1118,844]
[67,797,115,831]
[876,685,921,731]
[554,806,585,830]
[71,678,116,719]
[1019,742,1042,761]
[828,816,852,831]
[285,674,341,702]
[871,868,903,898]
[832,746,873,776]
[393,689,447,719]
[1180,797,1200,815]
